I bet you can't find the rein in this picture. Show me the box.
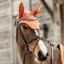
[15,18,55,64]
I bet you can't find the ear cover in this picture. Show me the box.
[30,3,41,17]
[19,2,24,18]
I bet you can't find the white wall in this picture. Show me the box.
[13,0,30,16]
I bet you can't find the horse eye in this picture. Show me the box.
[22,26,28,29]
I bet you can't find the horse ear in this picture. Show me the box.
[30,3,41,17]
[19,2,24,18]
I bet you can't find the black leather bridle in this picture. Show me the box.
[15,18,44,64]
[15,18,55,64]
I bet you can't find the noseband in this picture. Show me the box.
[15,18,55,64]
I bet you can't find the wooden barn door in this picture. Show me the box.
[0,0,17,64]
[60,4,64,44]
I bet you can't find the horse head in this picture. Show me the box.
[15,2,48,63]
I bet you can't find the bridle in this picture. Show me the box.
[15,18,55,64]
[15,18,44,64]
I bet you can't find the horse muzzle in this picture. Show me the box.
[38,50,48,61]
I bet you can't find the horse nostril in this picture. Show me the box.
[38,50,48,61]
[38,50,43,58]
[46,53,48,57]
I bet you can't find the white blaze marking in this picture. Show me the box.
[38,40,47,56]
[34,30,48,56]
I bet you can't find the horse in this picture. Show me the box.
[15,2,48,64]
[15,2,61,64]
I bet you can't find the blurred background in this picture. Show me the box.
[0,0,64,64]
